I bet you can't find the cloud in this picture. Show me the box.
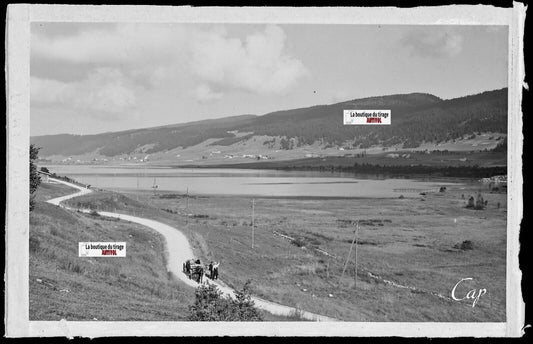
[31,24,187,65]
[402,29,464,58]
[32,24,308,96]
[190,25,309,94]
[192,84,223,103]
[31,68,137,118]
[31,77,68,104]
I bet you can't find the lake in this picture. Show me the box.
[42,164,463,198]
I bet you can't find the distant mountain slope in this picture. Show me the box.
[31,115,257,156]
[31,89,507,157]
[232,89,506,148]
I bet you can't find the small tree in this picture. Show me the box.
[188,280,263,321]
[230,280,263,321]
[474,193,485,210]
[29,144,41,211]
[188,283,232,321]
[466,196,475,209]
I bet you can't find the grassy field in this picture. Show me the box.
[62,179,507,322]
[34,181,78,202]
[29,183,194,321]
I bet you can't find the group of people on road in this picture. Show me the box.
[208,261,219,280]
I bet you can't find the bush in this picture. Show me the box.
[30,144,41,212]
[188,280,263,321]
[474,193,485,210]
[29,236,40,253]
[454,240,474,250]
[291,238,306,248]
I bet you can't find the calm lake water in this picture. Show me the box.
[43,164,463,198]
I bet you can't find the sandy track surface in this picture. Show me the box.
[47,178,337,321]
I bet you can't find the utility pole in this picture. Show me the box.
[251,198,255,249]
[340,220,358,284]
[354,221,359,288]
[186,187,189,211]
[136,175,139,201]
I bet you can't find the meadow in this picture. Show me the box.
[61,179,507,321]
[30,182,299,321]
[30,183,194,320]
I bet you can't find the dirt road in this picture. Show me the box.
[47,178,337,321]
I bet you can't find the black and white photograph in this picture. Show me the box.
[5,4,526,337]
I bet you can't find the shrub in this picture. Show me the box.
[188,280,263,321]
[466,196,475,208]
[455,240,474,250]
[29,236,40,253]
[291,238,306,248]
[29,144,41,212]
[474,193,485,210]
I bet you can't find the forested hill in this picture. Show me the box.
[31,88,507,157]
[31,115,257,157]
[231,89,506,148]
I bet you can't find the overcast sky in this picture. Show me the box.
[30,23,508,136]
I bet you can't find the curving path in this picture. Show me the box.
[47,177,337,321]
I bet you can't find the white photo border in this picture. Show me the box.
[5,3,526,337]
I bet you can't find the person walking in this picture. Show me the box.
[209,261,214,279]
[185,259,191,274]
[213,262,219,280]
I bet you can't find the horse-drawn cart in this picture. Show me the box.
[183,259,219,283]
[183,259,206,283]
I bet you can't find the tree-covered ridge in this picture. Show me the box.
[31,89,507,157]
[234,89,507,149]
[31,115,256,156]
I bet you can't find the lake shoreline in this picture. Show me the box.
[168,162,506,180]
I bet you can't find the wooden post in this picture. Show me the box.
[252,198,255,249]
[136,175,139,201]
[340,222,357,284]
[354,221,359,288]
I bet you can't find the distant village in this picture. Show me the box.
[40,144,490,166]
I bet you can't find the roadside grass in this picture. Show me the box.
[29,184,194,321]
[64,183,507,322]
[260,308,312,321]
[34,181,77,202]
